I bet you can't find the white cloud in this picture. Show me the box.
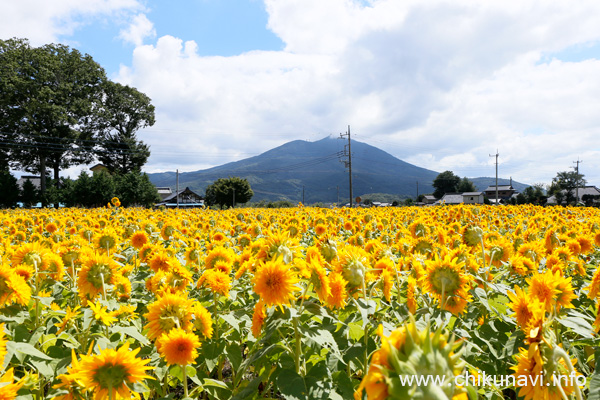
[0,0,143,45]
[5,0,600,186]
[118,13,155,46]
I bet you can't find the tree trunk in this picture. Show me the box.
[40,155,46,207]
[53,163,60,209]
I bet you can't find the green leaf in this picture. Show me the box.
[203,379,230,390]
[109,325,149,345]
[588,347,600,400]
[276,368,308,400]
[558,316,594,339]
[220,313,240,333]
[226,343,242,372]
[348,322,364,341]
[7,342,52,361]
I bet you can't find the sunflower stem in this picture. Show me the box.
[182,364,189,398]
[553,346,583,400]
[108,384,113,400]
[293,315,302,375]
[361,276,369,375]
[100,272,107,301]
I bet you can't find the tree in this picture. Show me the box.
[0,38,107,203]
[0,171,20,208]
[205,177,253,209]
[456,177,476,193]
[92,81,155,174]
[549,171,585,205]
[432,171,460,199]
[20,178,39,207]
[114,171,160,207]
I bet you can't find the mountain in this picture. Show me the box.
[147,137,529,203]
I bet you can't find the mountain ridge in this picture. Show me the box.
[147,137,529,203]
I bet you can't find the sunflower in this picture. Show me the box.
[184,246,201,267]
[325,272,348,309]
[507,287,543,331]
[0,324,6,367]
[406,277,418,314]
[586,267,600,300]
[333,246,368,288]
[94,229,119,254]
[0,264,31,307]
[527,271,560,312]
[421,255,470,305]
[144,293,194,341]
[512,342,578,400]
[192,303,213,339]
[251,300,266,338]
[379,269,393,302]
[77,254,118,303]
[0,369,24,400]
[41,252,65,281]
[252,258,300,308]
[54,306,81,335]
[45,222,59,234]
[148,249,176,273]
[12,242,46,269]
[156,328,201,366]
[204,246,236,270]
[130,231,149,250]
[306,258,330,302]
[72,343,153,400]
[89,302,116,326]
[197,269,231,297]
[53,350,85,400]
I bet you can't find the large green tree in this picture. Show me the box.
[456,177,476,193]
[92,81,155,174]
[549,170,585,205]
[0,38,106,202]
[432,171,460,199]
[0,171,19,208]
[205,177,254,209]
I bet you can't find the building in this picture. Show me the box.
[157,187,204,208]
[547,185,600,205]
[156,187,173,201]
[422,195,437,205]
[435,193,464,205]
[462,192,484,204]
[90,164,109,174]
[483,185,516,202]
[16,175,41,190]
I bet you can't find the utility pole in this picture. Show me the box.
[233,188,235,208]
[176,169,179,209]
[489,150,499,205]
[573,158,583,204]
[339,126,353,207]
[416,181,419,200]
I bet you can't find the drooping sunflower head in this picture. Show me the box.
[94,229,119,253]
[144,293,194,341]
[355,318,466,400]
[204,246,236,270]
[192,303,213,339]
[334,246,368,288]
[77,254,118,301]
[72,343,153,400]
[12,242,46,269]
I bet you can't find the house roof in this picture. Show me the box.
[436,193,464,204]
[161,187,204,203]
[484,185,514,192]
[462,192,482,196]
[16,176,41,189]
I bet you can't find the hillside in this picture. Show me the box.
[148,137,529,203]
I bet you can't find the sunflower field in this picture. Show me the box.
[0,202,599,400]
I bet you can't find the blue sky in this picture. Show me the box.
[1,0,600,185]
[73,0,284,76]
